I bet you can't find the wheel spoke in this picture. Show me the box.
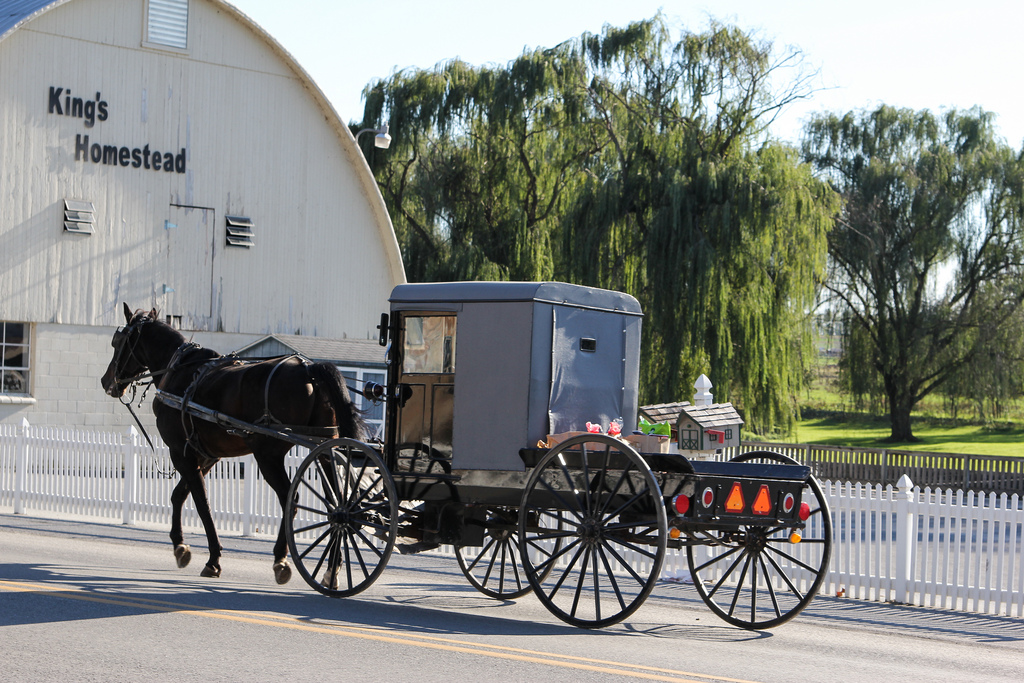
[538,474,586,522]
[762,545,807,600]
[598,537,648,587]
[726,554,752,618]
[465,537,499,572]
[764,543,822,575]
[569,546,592,619]
[597,545,628,611]
[694,544,742,574]
[707,550,748,600]
[758,554,783,619]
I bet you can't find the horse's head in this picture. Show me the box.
[101,303,160,398]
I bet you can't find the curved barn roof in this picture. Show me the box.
[1,0,405,285]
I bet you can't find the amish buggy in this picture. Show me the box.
[101,282,831,630]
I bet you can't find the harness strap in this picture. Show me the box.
[255,355,308,428]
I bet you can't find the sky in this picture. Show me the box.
[227,0,1024,147]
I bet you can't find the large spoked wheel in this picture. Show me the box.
[455,506,564,599]
[687,450,832,629]
[519,434,667,629]
[285,438,398,598]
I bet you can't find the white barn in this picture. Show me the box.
[0,0,405,428]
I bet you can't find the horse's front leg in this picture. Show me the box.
[169,478,192,568]
[177,457,223,578]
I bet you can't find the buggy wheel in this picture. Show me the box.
[519,434,667,629]
[455,506,564,600]
[687,450,832,629]
[285,438,397,598]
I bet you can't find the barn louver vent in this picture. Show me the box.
[63,199,95,234]
[225,215,254,248]
[147,0,189,50]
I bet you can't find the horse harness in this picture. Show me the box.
[169,348,340,465]
[113,315,341,461]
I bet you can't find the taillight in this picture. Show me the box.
[701,487,715,508]
[782,492,795,514]
[672,494,691,515]
[799,502,811,521]
[724,482,745,513]
[752,485,772,516]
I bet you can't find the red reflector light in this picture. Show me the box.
[752,485,772,516]
[673,494,691,515]
[724,482,745,513]
[782,492,795,514]
[799,502,811,521]
[701,487,715,508]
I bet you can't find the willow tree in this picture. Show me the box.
[359,16,838,434]
[559,20,838,434]
[358,49,603,282]
[803,106,1024,441]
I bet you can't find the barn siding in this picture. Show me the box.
[0,0,402,334]
[0,0,404,428]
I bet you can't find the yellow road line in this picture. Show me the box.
[1,579,761,683]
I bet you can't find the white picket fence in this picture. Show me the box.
[2,419,1022,618]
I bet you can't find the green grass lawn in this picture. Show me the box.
[763,415,1024,457]
[771,349,1024,457]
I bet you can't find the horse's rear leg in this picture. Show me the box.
[169,478,192,568]
[254,448,294,585]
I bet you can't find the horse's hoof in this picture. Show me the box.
[273,560,292,585]
[200,563,221,578]
[320,571,341,591]
[174,545,192,569]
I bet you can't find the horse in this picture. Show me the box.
[100,303,365,583]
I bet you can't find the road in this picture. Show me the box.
[1,513,1022,683]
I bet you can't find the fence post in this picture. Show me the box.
[242,452,256,537]
[14,417,29,514]
[963,453,972,492]
[894,473,915,603]
[122,426,140,526]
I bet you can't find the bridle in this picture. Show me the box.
[109,316,155,390]
[108,313,176,453]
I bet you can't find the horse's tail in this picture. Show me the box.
[308,362,368,440]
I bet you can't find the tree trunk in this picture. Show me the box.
[887,399,918,442]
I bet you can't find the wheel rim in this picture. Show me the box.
[519,434,667,629]
[285,439,397,598]
[456,507,564,599]
[687,450,832,629]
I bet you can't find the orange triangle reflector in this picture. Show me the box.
[752,484,772,516]
[725,482,745,513]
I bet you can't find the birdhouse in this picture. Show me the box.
[675,375,743,456]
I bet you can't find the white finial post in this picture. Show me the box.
[694,374,713,406]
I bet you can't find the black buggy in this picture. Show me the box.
[280,282,832,629]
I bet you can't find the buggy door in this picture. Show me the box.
[394,313,456,472]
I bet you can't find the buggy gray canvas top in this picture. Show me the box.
[388,281,642,470]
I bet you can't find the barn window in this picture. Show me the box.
[225,215,254,248]
[146,0,189,50]
[63,199,94,234]
[0,322,30,396]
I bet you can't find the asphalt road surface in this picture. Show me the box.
[1,513,1022,683]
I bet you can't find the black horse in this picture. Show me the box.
[101,304,365,583]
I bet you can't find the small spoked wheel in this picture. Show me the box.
[687,450,833,629]
[519,434,667,629]
[455,506,563,599]
[285,438,398,598]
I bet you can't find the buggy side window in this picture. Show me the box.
[402,315,456,374]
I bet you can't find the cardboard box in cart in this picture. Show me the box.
[624,433,671,454]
